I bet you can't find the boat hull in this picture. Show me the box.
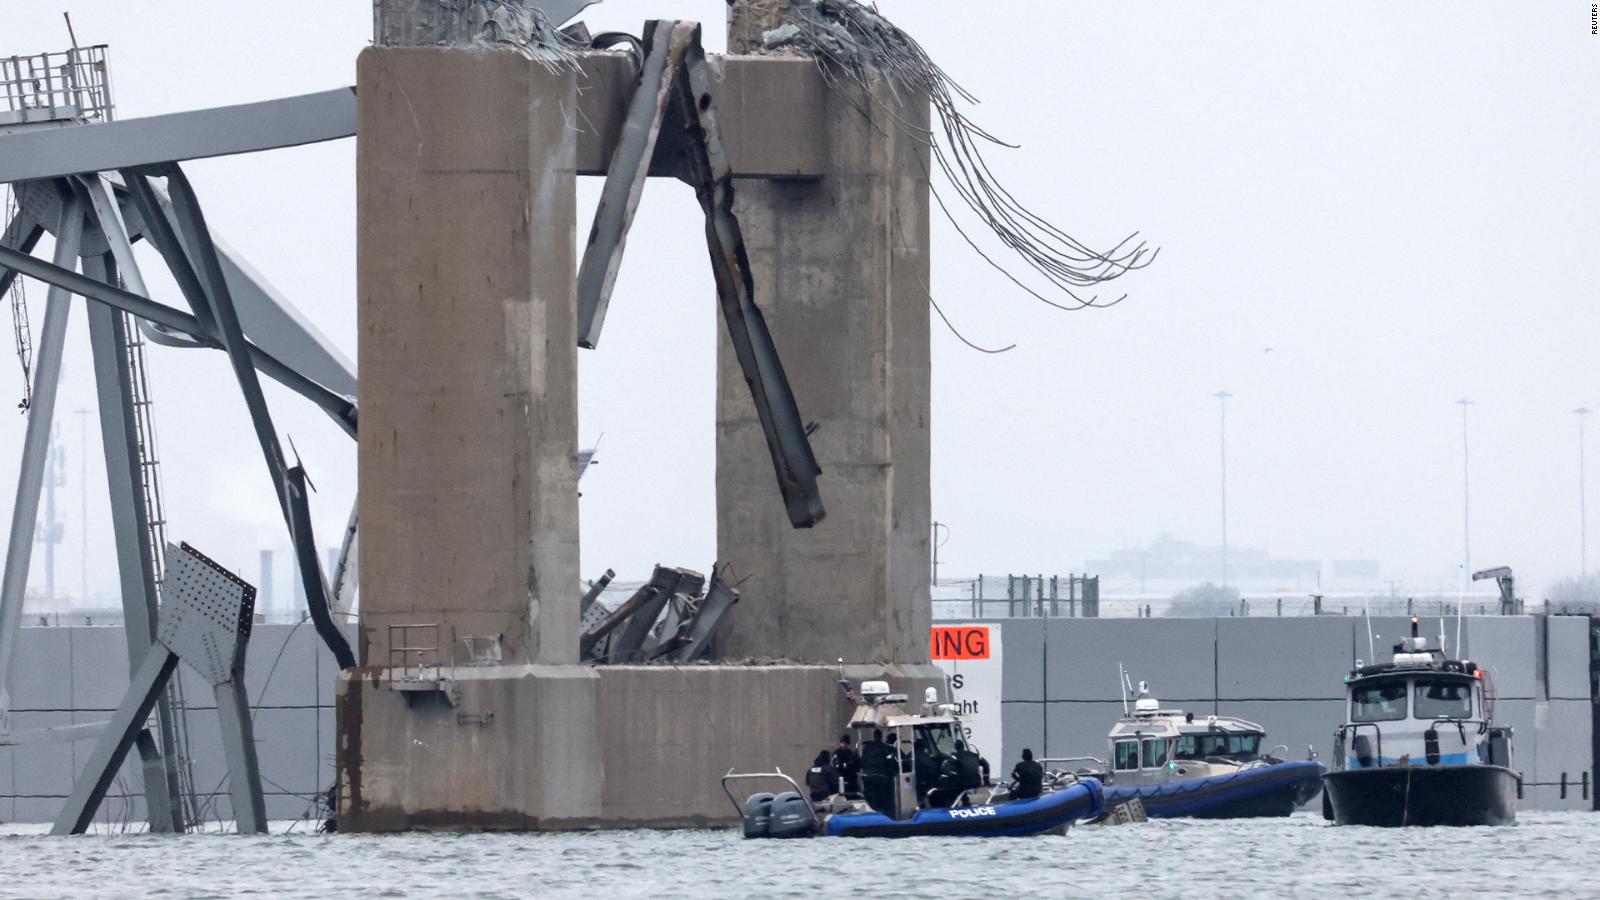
[1102,760,1326,819]
[824,778,1104,838]
[1323,764,1518,827]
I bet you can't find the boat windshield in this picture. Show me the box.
[1351,681,1408,722]
[1174,732,1261,760]
[914,723,960,757]
[1414,679,1472,719]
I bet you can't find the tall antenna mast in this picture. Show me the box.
[1363,601,1375,663]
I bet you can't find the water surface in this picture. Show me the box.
[2,811,1596,898]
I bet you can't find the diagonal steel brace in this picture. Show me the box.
[670,22,826,528]
[579,20,825,528]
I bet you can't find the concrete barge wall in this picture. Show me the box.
[1,623,349,826]
[3,616,1592,824]
[961,615,1596,811]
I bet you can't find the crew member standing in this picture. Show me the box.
[831,734,862,797]
[858,728,894,812]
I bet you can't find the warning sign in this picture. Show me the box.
[931,623,1004,766]
[930,626,992,660]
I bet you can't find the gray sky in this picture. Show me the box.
[2,1,1596,609]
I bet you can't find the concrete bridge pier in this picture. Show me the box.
[338,7,944,831]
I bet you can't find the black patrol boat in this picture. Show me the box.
[1322,617,1519,826]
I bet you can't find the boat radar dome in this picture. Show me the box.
[859,681,891,701]
[924,687,939,704]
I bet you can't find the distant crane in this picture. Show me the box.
[1471,566,1519,616]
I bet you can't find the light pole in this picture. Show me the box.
[1577,407,1590,578]
[931,521,950,587]
[75,407,90,605]
[1455,398,1474,586]
[1214,390,1232,587]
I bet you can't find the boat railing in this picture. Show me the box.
[1038,755,1106,771]
[1426,716,1488,739]
[1335,722,1384,768]
[720,768,821,828]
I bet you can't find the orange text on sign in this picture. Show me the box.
[930,626,990,660]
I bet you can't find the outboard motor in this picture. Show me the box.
[766,792,817,839]
[742,793,775,838]
[1352,734,1374,769]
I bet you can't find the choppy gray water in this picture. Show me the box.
[2,811,1597,898]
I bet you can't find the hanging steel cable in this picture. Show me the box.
[763,0,1157,310]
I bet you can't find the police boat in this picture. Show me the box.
[1322,616,1518,826]
[1055,673,1325,819]
[726,681,1105,839]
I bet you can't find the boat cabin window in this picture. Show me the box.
[1141,738,1168,769]
[1175,732,1261,760]
[1414,679,1472,719]
[913,723,960,757]
[1113,740,1139,771]
[1351,681,1408,722]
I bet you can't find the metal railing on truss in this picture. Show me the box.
[0,45,115,126]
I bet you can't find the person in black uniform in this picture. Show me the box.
[858,728,894,812]
[830,734,862,797]
[951,740,985,792]
[805,750,838,802]
[1010,747,1045,800]
[928,739,985,808]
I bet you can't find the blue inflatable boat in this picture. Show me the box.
[730,772,1106,839]
[823,777,1105,838]
[1100,759,1325,818]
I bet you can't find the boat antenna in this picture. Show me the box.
[1454,592,1464,658]
[1118,662,1132,715]
[1363,601,1376,663]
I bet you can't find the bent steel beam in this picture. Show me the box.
[118,178,356,397]
[328,501,360,620]
[671,568,740,663]
[0,243,358,435]
[287,466,357,670]
[0,88,357,185]
[117,171,221,341]
[575,19,684,348]
[160,164,355,670]
[673,25,826,528]
[0,190,82,726]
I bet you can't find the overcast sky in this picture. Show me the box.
[2,1,1596,611]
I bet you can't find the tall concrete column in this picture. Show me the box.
[356,46,580,667]
[717,12,933,664]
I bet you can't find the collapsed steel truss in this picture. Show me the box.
[0,10,828,832]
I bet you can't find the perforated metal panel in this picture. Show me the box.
[155,542,256,685]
